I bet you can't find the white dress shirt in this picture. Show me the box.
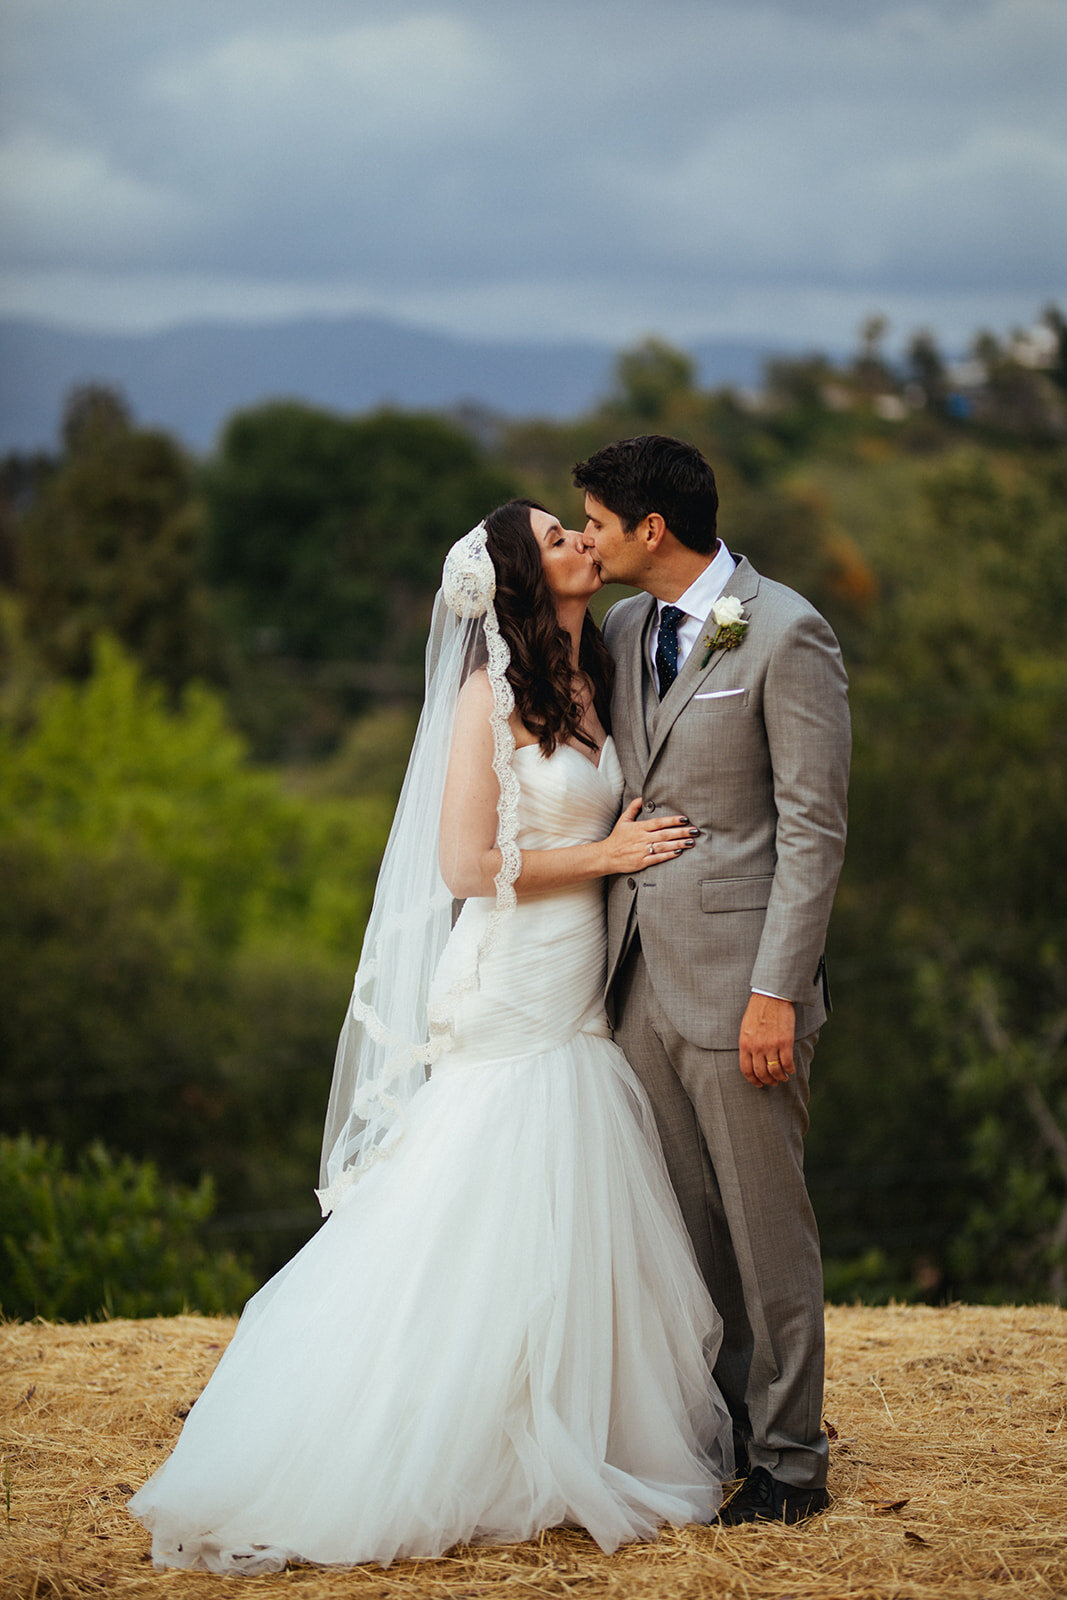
[648,539,736,691]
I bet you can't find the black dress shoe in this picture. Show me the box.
[717,1466,830,1526]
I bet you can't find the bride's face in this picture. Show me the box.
[529,507,603,603]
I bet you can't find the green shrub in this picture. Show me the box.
[0,633,390,954]
[0,1134,256,1320]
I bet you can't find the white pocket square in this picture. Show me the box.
[694,687,746,700]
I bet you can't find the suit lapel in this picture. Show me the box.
[645,556,761,775]
[613,594,656,772]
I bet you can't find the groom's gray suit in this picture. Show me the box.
[603,553,850,1489]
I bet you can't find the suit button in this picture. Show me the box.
[645,800,656,812]
[626,877,636,890]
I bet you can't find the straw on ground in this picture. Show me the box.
[1,1303,1065,1599]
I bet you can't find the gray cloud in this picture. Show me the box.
[0,0,1064,347]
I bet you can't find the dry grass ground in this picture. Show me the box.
[1,1303,1064,1600]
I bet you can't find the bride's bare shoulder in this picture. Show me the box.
[455,668,536,750]
[453,669,495,736]
[451,670,502,750]
[457,667,493,709]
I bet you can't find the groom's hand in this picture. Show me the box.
[739,994,796,1086]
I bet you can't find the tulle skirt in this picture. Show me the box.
[128,1032,732,1572]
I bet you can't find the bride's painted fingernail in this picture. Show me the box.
[688,827,700,836]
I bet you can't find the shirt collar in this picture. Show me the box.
[657,539,735,623]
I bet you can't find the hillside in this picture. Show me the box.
[0,315,778,453]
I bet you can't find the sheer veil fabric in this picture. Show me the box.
[127,520,734,1572]
[317,522,520,1213]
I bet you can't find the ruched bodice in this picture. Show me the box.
[513,735,624,847]
[430,739,624,1060]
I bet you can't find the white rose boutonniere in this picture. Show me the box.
[700,596,749,667]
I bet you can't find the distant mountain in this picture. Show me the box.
[0,314,779,455]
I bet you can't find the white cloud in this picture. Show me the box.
[147,13,500,138]
[0,131,197,262]
[0,0,1065,345]
[616,109,1067,290]
[875,128,1067,285]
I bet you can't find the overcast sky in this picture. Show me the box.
[1,0,1064,354]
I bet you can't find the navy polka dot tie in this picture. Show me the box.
[655,604,684,699]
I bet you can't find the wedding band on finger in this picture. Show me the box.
[767,1058,781,1067]
[647,844,655,855]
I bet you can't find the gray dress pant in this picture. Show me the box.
[614,942,828,1489]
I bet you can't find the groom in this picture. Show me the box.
[573,435,850,1525]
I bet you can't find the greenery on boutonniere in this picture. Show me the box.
[699,595,749,667]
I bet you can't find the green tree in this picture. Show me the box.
[206,402,516,666]
[0,639,391,1272]
[14,386,220,694]
[906,329,948,413]
[1041,304,1067,392]
[203,402,516,755]
[610,337,697,424]
[852,313,894,396]
[0,835,231,1174]
[0,634,389,951]
[811,450,1067,1301]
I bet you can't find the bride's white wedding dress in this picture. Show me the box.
[129,737,732,1573]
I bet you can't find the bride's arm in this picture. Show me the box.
[438,672,694,899]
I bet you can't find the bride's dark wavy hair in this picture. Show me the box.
[482,498,613,755]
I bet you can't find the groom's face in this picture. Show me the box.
[582,493,644,585]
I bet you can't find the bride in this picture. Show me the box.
[128,499,733,1572]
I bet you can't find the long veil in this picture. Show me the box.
[316,523,521,1214]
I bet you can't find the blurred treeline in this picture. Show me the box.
[1,308,1065,1314]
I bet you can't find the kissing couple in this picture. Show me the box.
[130,433,851,1570]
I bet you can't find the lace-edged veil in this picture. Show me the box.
[317,522,521,1214]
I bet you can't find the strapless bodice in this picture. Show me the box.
[429,738,624,1063]
[511,735,624,849]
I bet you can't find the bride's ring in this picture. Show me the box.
[647,844,655,855]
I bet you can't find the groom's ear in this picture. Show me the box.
[643,512,668,552]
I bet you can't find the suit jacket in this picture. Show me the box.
[603,554,851,1050]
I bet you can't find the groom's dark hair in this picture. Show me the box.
[572,435,719,554]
